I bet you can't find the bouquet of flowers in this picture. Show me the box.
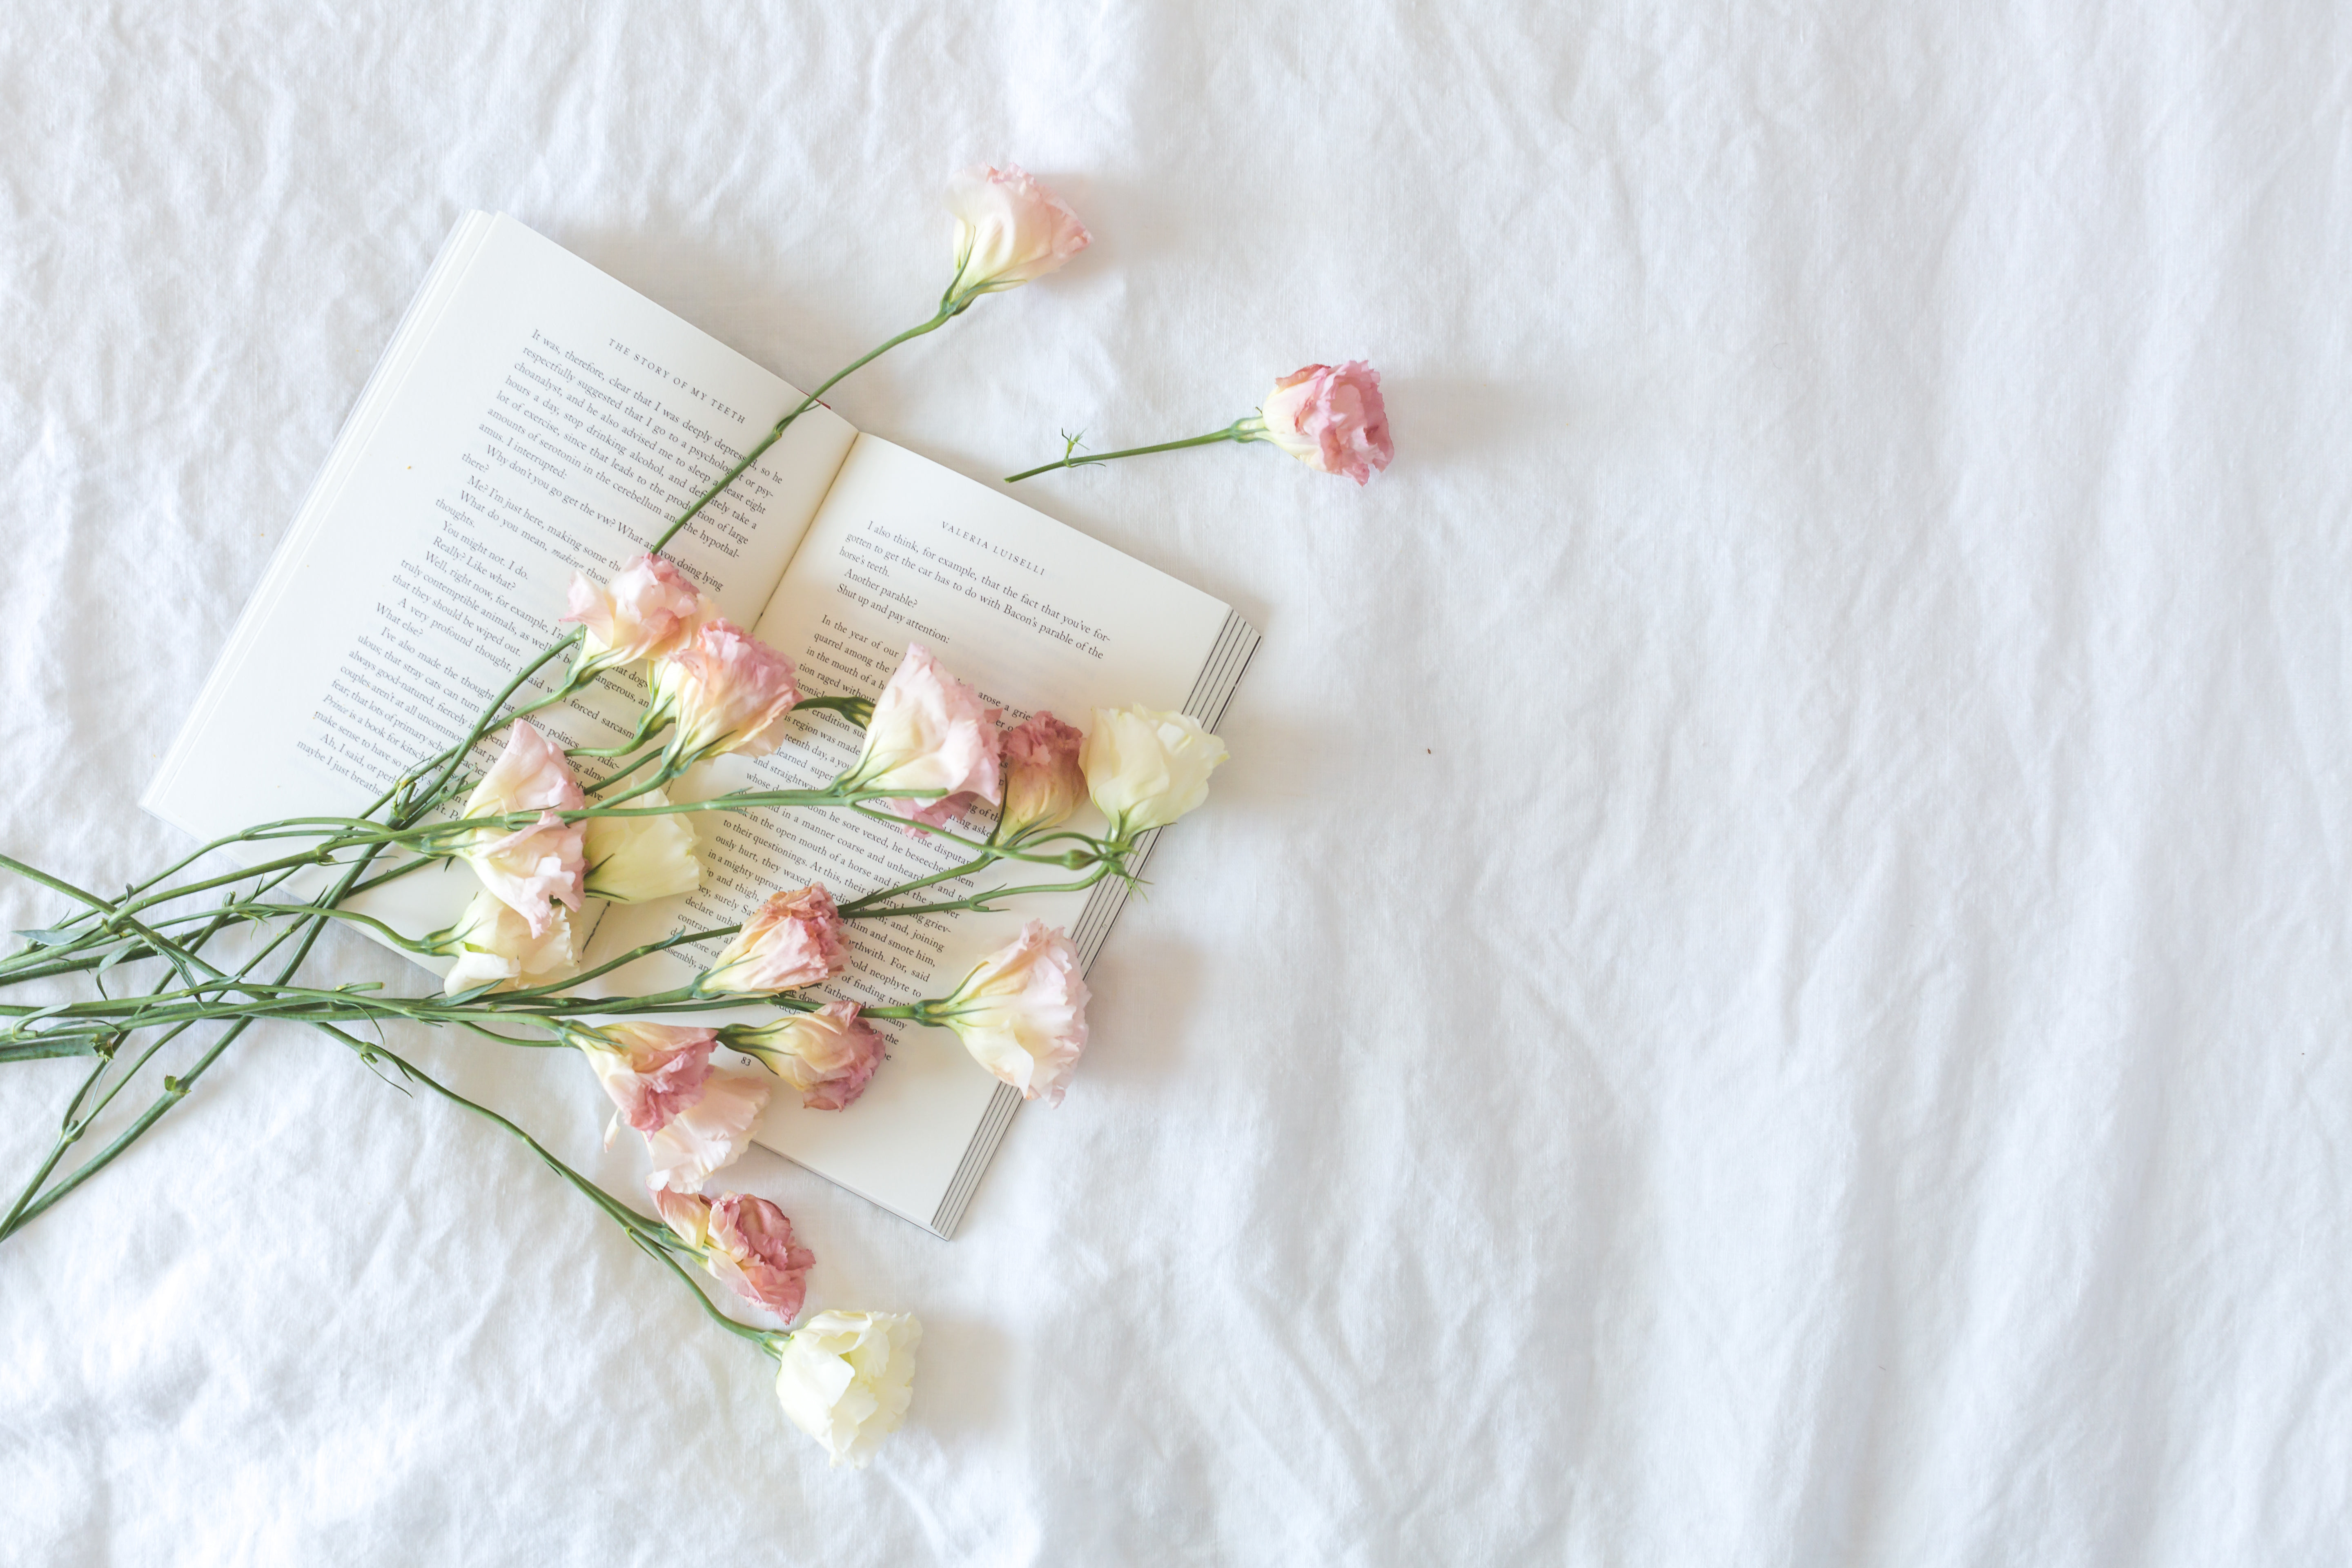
[0,165,1389,1466]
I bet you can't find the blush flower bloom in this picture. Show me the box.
[438,889,575,996]
[936,920,1090,1105]
[944,164,1089,304]
[644,1070,772,1194]
[653,619,801,766]
[562,553,709,676]
[454,722,585,937]
[700,884,849,995]
[581,787,700,903]
[1250,361,1393,485]
[842,644,1002,829]
[1080,705,1229,840]
[772,1310,922,1468]
[722,1000,888,1111]
[653,1187,817,1322]
[995,711,1087,842]
[575,1022,716,1136]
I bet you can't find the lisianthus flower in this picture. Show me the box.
[1250,361,1393,485]
[653,619,801,766]
[644,1070,771,1193]
[943,164,1089,305]
[722,1000,887,1111]
[582,787,700,903]
[562,553,709,677]
[936,920,1089,1105]
[700,884,848,995]
[653,1187,816,1322]
[574,1022,716,1136]
[842,644,1001,829]
[453,721,585,936]
[1079,705,1229,840]
[995,711,1087,842]
[437,889,575,996]
[771,1310,922,1468]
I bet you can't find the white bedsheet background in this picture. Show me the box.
[1,3,2346,1561]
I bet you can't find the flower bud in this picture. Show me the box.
[454,722,585,937]
[938,920,1089,1105]
[723,1000,887,1111]
[944,164,1089,304]
[1079,705,1228,840]
[653,1187,815,1322]
[561,553,709,676]
[574,1022,716,1135]
[1251,361,1393,485]
[772,1310,922,1468]
[996,711,1087,841]
[701,884,849,995]
[843,644,1001,829]
[581,788,700,903]
[644,1070,772,1194]
[653,619,800,765]
[438,889,576,995]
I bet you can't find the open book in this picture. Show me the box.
[143,212,1257,1238]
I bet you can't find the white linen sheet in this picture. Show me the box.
[1,3,2346,1562]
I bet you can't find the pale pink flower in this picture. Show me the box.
[845,645,1001,829]
[577,1022,716,1135]
[438,890,575,995]
[655,619,801,764]
[701,884,849,995]
[944,164,1089,301]
[723,1000,888,1111]
[1253,361,1393,485]
[644,1070,771,1193]
[938,920,1090,1105]
[652,1187,816,1322]
[454,722,585,937]
[996,711,1087,840]
[562,553,709,675]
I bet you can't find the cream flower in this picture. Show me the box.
[842,644,1001,828]
[652,1187,815,1322]
[937,921,1089,1106]
[1079,706,1228,840]
[653,619,801,766]
[644,1070,771,1193]
[944,164,1089,304]
[581,788,700,903]
[700,884,848,996]
[995,711,1087,842]
[1250,361,1394,485]
[453,722,586,936]
[562,553,709,676]
[772,1310,922,1468]
[722,1000,887,1111]
[438,890,575,995]
[576,1022,716,1136]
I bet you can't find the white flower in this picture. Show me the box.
[938,921,1089,1105]
[438,891,575,995]
[773,1310,922,1468]
[1080,705,1229,839]
[581,788,700,903]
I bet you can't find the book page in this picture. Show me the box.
[143,213,858,941]
[587,434,1233,1225]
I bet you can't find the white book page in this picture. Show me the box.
[143,213,858,941]
[587,434,1232,1226]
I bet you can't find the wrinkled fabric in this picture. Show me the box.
[1,2,2349,1563]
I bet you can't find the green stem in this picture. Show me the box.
[1004,419,1256,483]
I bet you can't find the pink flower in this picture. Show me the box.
[562,553,708,675]
[655,619,801,764]
[844,645,1001,830]
[701,884,849,995]
[454,722,585,937]
[723,1000,888,1111]
[996,711,1088,840]
[944,164,1089,302]
[1253,361,1393,485]
[652,1187,816,1322]
[937,920,1090,1105]
[577,1022,716,1135]
[644,1070,772,1193]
